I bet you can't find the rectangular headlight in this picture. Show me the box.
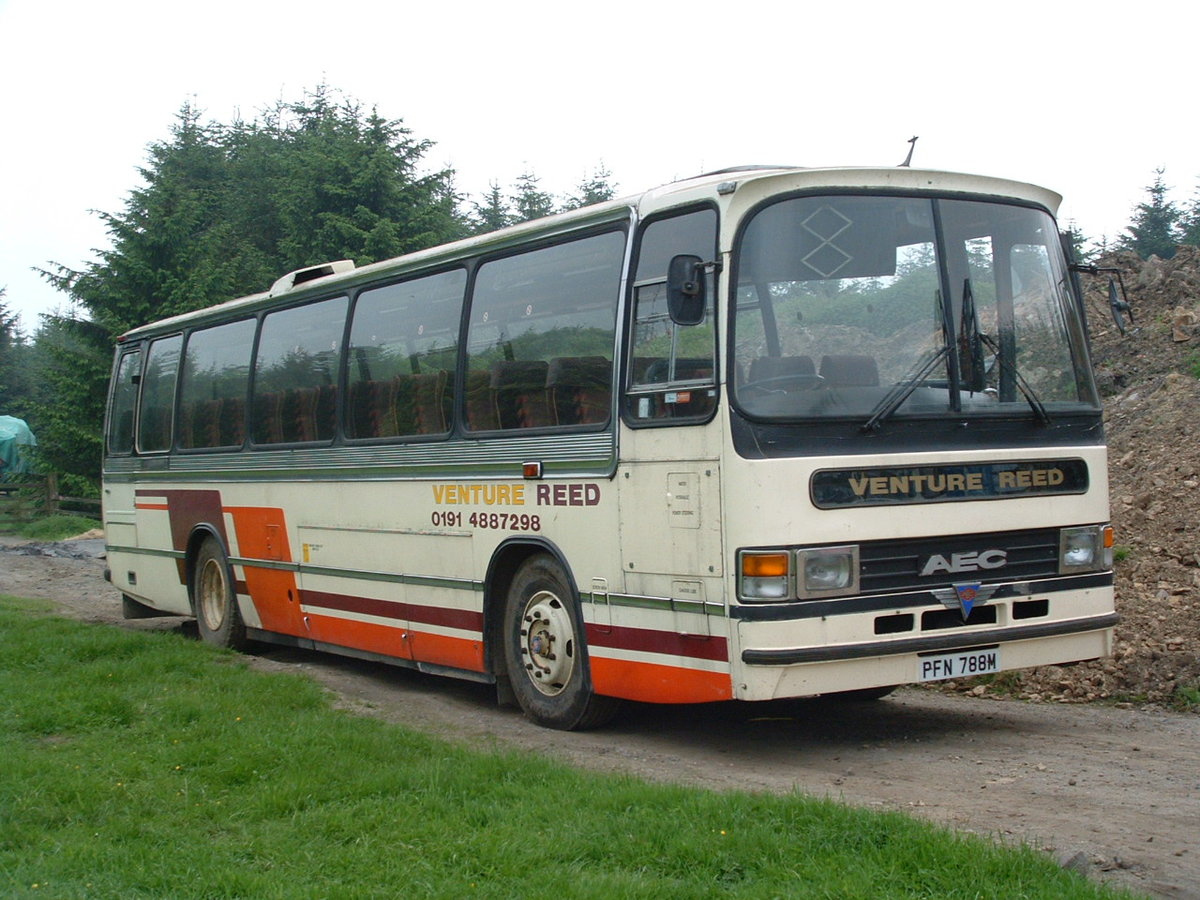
[796,545,859,599]
[1059,525,1113,574]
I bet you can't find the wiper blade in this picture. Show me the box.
[978,332,1051,425]
[960,276,1050,425]
[861,345,950,432]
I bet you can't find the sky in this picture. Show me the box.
[1,0,1196,331]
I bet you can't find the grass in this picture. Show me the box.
[0,515,101,541]
[1173,684,1200,711]
[0,596,1142,900]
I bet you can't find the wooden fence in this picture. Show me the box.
[0,474,101,528]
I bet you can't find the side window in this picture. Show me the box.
[137,335,182,453]
[252,296,348,445]
[464,230,624,432]
[178,319,256,450]
[346,269,465,440]
[626,208,719,422]
[107,349,141,455]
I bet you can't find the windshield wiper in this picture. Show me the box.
[977,331,1051,425]
[959,278,1051,426]
[862,287,953,432]
[861,344,949,432]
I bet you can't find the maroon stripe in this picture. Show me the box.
[301,590,483,632]
[586,623,729,662]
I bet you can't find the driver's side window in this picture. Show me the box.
[625,208,718,423]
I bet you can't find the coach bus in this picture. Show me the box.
[102,165,1117,729]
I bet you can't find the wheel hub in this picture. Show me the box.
[521,591,575,696]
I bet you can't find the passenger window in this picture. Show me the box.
[464,230,624,431]
[346,269,465,439]
[252,296,348,445]
[178,319,256,450]
[626,208,719,422]
[108,350,141,455]
[137,335,182,452]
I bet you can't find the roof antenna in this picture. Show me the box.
[899,136,918,167]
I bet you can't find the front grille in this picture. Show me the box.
[857,527,1060,595]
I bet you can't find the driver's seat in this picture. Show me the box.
[746,355,816,383]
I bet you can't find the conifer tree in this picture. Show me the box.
[562,164,618,210]
[36,86,464,481]
[510,170,555,223]
[1118,169,1182,260]
[471,181,513,234]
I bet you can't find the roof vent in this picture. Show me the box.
[268,260,355,297]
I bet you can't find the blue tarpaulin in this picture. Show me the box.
[0,415,36,476]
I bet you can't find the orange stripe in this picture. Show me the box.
[304,615,485,674]
[408,631,485,672]
[134,502,170,510]
[304,614,412,659]
[590,656,732,704]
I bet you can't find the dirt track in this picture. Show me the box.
[2,542,1197,899]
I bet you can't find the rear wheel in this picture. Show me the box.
[193,537,246,649]
[503,554,619,730]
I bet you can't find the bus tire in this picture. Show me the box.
[503,554,619,730]
[193,536,247,650]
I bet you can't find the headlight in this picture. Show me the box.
[796,545,859,599]
[1059,525,1113,574]
[738,551,791,602]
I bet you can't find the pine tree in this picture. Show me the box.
[1118,169,1182,260]
[471,181,513,234]
[1061,221,1091,263]
[0,288,30,416]
[562,164,619,211]
[35,85,465,481]
[510,170,555,223]
[1180,180,1200,247]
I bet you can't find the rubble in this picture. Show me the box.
[952,246,1200,708]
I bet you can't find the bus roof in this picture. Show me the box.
[118,166,1062,341]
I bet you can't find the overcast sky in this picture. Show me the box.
[1,0,1196,330]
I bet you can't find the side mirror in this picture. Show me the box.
[1070,263,1135,336]
[666,254,707,326]
[1108,278,1134,335]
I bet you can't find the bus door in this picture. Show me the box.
[617,205,725,637]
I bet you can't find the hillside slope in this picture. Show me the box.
[973,247,1200,706]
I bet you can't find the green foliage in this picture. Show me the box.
[1183,349,1200,380]
[31,86,468,480]
[471,180,514,234]
[45,87,466,337]
[22,315,110,481]
[562,164,619,211]
[510,169,556,223]
[1118,169,1182,260]
[1174,683,1200,710]
[7,514,101,541]
[0,288,33,418]
[0,599,1129,899]
[471,165,619,235]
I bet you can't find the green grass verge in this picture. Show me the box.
[0,596,1141,899]
[1,515,102,541]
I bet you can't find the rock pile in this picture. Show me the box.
[951,246,1200,707]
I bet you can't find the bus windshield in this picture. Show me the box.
[732,195,1099,423]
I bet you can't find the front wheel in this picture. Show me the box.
[193,536,247,649]
[503,554,619,730]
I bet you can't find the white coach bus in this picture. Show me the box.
[103,166,1117,729]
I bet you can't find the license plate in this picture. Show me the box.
[918,647,1000,682]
